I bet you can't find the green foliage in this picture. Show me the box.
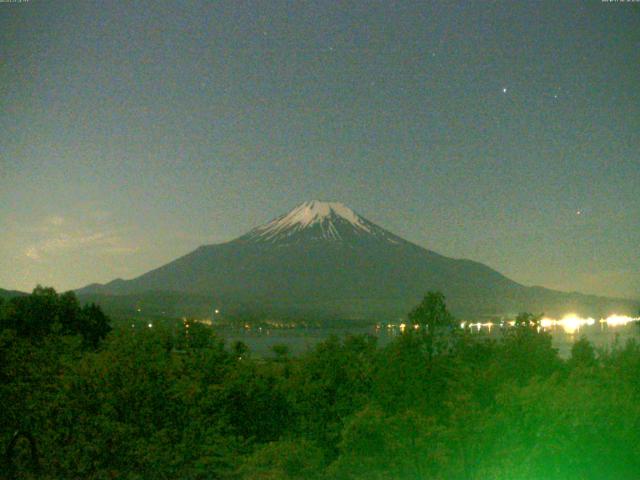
[270,344,289,361]
[329,405,449,479]
[483,372,640,479]
[408,291,456,333]
[513,311,541,328]
[569,335,596,369]
[0,286,111,347]
[497,312,561,385]
[239,439,324,480]
[2,290,640,479]
[232,340,249,359]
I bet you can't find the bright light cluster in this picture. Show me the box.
[540,314,595,335]
[602,314,638,327]
[460,314,639,335]
[460,321,495,332]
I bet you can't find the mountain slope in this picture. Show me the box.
[78,201,638,319]
[0,288,28,300]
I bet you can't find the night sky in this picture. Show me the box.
[1,1,638,299]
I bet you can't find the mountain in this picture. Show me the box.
[78,201,638,320]
[0,288,28,300]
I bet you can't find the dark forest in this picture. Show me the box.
[2,288,640,479]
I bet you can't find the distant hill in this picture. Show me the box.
[78,201,639,320]
[0,288,28,300]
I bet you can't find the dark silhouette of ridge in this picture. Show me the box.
[77,201,638,319]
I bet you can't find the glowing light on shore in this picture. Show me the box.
[460,314,638,335]
[538,313,638,334]
[544,314,595,334]
[460,321,496,332]
[601,314,639,327]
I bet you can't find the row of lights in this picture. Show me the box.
[460,314,639,335]
[381,314,638,336]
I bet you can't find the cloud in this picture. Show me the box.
[24,216,137,260]
[25,232,102,260]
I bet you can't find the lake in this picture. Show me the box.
[215,317,640,358]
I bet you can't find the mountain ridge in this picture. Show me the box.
[0,288,28,299]
[77,201,638,319]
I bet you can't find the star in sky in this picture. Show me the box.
[0,1,638,299]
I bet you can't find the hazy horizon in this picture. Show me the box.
[1,1,638,299]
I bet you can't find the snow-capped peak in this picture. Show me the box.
[240,200,402,244]
[268,200,371,232]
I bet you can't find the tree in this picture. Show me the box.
[0,287,111,347]
[1,286,59,338]
[79,303,111,348]
[407,291,456,360]
[239,439,324,480]
[287,335,377,459]
[513,311,542,328]
[568,336,596,370]
[330,405,449,479]
[271,344,290,362]
[482,370,640,479]
[498,312,561,385]
[232,340,249,359]
[408,291,455,334]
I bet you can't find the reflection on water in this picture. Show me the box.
[461,314,638,334]
[218,314,639,358]
[540,314,595,334]
[461,314,639,335]
[541,313,639,335]
[458,314,639,356]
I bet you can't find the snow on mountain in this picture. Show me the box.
[76,200,640,319]
[240,200,401,244]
